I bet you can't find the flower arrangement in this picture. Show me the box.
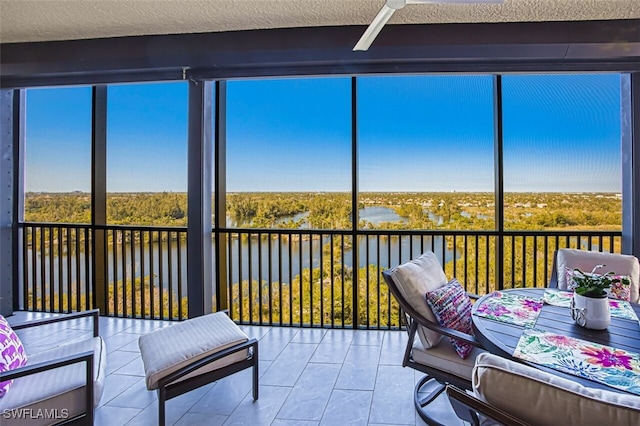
[571,264,630,298]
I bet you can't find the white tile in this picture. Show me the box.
[334,344,381,391]
[320,389,372,426]
[100,373,141,406]
[95,405,141,426]
[174,412,227,426]
[107,378,156,409]
[223,385,291,426]
[260,342,317,386]
[369,365,415,424]
[276,363,341,421]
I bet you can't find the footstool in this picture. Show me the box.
[138,312,258,426]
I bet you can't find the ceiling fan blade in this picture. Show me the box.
[354,0,502,51]
[353,4,398,51]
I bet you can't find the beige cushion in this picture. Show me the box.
[473,352,640,426]
[138,312,249,390]
[557,249,640,303]
[0,336,106,426]
[390,251,448,348]
[412,338,485,381]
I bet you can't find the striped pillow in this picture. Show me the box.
[426,278,474,359]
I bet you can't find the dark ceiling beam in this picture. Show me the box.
[1,19,639,88]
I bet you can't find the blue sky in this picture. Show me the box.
[25,74,622,193]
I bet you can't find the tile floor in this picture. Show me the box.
[8,312,465,426]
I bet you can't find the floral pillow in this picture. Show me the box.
[0,315,28,397]
[564,267,631,301]
[425,278,474,359]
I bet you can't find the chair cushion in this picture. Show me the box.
[390,252,448,348]
[412,338,484,381]
[473,352,640,426]
[0,316,28,397]
[138,312,250,390]
[556,249,640,303]
[426,278,474,359]
[0,336,106,426]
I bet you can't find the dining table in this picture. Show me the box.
[471,287,640,394]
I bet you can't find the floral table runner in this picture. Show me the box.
[473,291,543,327]
[513,328,640,396]
[543,289,639,322]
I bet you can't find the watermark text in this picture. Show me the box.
[2,408,69,420]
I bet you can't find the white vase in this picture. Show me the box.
[570,293,611,330]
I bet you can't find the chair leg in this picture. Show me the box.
[158,387,166,426]
[252,343,259,400]
[413,374,450,426]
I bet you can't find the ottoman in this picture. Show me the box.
[138,312,258,425]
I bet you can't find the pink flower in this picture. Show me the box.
[544,334,575,348]
[581,346,634,370]
[513,310,531,319]
[523,299,543,312]
[477,304,510,317]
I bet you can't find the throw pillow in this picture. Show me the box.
[610,277,632,301]
[564,267,631,301]
[0,315,28,397]
[425,278,474,359]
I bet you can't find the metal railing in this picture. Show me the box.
[18,222,622,327]
[223,228,621,328]
[19,223,188,320]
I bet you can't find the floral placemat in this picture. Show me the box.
[543,289,639,322]
[513,328,640,396]
[473,291,543,327]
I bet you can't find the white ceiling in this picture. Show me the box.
[1,0,639,44]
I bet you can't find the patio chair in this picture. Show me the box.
[447,352,640,425]
[548,248,640,303]
[382,251,485,426]
[0,309,106,426]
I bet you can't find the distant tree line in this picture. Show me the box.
[25,191,622,232]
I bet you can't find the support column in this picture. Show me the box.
[213,81,228,313]
[351,77,360,328]
[621,73,639,256]
[0,90,23,316]
[91,86,108,313]
[493,75,505,290]
[187,80,213,317]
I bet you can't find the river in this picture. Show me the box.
[24,207,455,293]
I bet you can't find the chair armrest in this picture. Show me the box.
[0,350,94,382]
[446,385,531,426]
[11,309,100,337]
[467,292,480,301]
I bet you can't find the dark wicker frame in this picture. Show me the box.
[0,309,101,426]
[381,270,483,426]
